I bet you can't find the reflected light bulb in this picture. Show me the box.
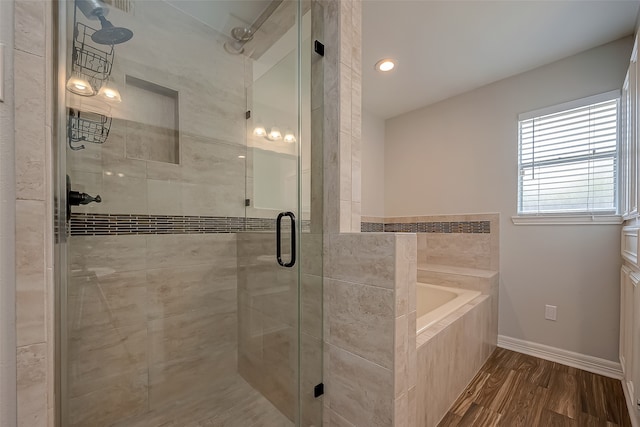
[268,127,282,141]
[66,75,95,96]
[283,132,296,143]
[98,84,122,103]
[253,125,267,137]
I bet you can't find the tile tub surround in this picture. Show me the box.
[321,235,498,427]
[362,220,490,234]
[361,219,384,232]
[361,214,499,271]
[410,264,498,427]
[415,294,497,427]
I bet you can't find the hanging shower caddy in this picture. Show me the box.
[67,21,116,150]
[68,108,112,150]
[72,22,115,89]
[67,18,117,150]
[67,0,136,151]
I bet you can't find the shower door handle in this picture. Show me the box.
[276,211,296,268]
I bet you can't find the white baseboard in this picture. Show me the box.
[497,335,623,379]
[621,378,640,427]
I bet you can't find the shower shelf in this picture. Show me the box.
[68,109,112,150]
[72,22,115,89]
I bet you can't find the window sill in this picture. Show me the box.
[511,214,623,225]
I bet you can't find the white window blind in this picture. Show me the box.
[518,95,619,215]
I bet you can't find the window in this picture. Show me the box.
[517,92,619,216]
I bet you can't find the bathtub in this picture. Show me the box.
[416,283,481,334]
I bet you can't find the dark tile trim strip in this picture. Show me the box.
[361,222,384,232]
[70,213,310,236]
[361,221,490,234]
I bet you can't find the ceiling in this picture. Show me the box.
[362,0,640,119]
[166,0,269,35]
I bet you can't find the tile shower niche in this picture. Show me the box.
[123,75,180,164]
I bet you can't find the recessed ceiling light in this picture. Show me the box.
[375,59,396,72]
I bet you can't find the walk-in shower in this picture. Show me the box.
[56,0,323,425]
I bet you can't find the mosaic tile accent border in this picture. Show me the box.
[361,222,384,232]
[361,221,491,234]
[70,213,308,236]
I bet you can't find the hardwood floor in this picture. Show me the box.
[437,348,632,427]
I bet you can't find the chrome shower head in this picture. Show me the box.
[76,0,108,20]
[75,0,133,45]
[91,14,133,45]
[231,27,253,42]
[223,27,253,55]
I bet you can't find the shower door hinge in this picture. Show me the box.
[245,110,251,119]
[245,198,251,207]
[314,40,324,57]
[314,383,324,398]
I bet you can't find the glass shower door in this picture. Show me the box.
[58,0,321,426]
[239,4,323,426]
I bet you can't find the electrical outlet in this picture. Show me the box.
[545,305,557,321]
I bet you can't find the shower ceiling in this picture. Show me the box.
[362,0,640,119]
[166,0,270,35]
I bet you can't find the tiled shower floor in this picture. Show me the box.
[111,374,293,427]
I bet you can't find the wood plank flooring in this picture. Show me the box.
[437,348,631,427]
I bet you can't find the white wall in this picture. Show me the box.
[362,109,385,217]
[384,37,633,362]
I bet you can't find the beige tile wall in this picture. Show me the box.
[67,1,248,219]
[237,230,323,426]
[66,233,238,426]
[14,0,54,426]
[323,232,417,427]
[361,215,384,223]
[323,0,362,234]
[237,232,297,420]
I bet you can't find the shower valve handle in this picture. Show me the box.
[68,190,102,206]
